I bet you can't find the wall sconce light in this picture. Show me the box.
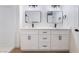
[51,5,60,8]
[28,5,38,8]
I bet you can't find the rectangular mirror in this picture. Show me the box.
[25,11,41,23]
[47,11,63,24]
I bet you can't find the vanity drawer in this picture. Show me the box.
[39,35,50,41]
[39,41,50,49]
[20,29,38,35]
[51,30,70,35]
[39,30,50,35]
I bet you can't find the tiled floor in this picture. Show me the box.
[10,48,69,53]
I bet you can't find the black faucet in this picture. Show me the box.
[32,23,34,28]
[54,23,57,28]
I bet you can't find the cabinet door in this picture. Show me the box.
[51,34,69,50]
[21,34,38,50]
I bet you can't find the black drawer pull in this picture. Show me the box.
[43,32,47,33]
[28,36,31,40]
[43,38,47,40]
[42,45,47,47]
[59,35,62,40]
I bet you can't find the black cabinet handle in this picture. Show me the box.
[28,36,31,40]
[59,35,62,40]
[42,45,47,47]
[43,32,47,33]
[43,38,47,40]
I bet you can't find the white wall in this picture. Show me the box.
[19,5,63,29]
[14,6,20,48]
[0,5,19,52]
[19,5,78,29]
[62,5,78,28]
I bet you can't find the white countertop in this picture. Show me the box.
[19,27,71,30]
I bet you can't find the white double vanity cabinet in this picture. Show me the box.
[20,29,70,51]
[19,5,78,52]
